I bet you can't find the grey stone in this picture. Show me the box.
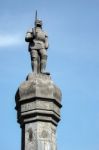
[15,13,62,150]
[25,11,49,74]
[15,73,62,126]
[24,122,57,150]
[16,73,61,103]
[15,73,62,150]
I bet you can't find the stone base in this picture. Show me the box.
[15,73,62,150]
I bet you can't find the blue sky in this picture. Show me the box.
[0,0,99,150]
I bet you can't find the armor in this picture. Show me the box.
[25,17,49,74]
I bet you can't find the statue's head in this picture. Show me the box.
[35,19,42,28]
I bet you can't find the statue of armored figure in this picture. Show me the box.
[25,12,49,74]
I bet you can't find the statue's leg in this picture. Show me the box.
[40,49,47,73]
[31,50,38,73]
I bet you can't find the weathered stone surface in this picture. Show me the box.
[25,11,49,73]
[15,13,62,150]
[24,122,57,150]
[15,73,62,149]
[15,73,62,127]
[16,73,61,103]
[21,100,60,115]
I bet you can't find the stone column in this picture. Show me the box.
[15,73,62,150]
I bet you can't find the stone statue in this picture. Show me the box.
[15,11,62,150]
[25,11,49,74]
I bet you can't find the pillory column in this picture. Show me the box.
[15,12,62,150]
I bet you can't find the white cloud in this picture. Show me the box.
[0,34,23,47]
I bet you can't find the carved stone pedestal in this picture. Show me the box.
[15,73,62,150]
